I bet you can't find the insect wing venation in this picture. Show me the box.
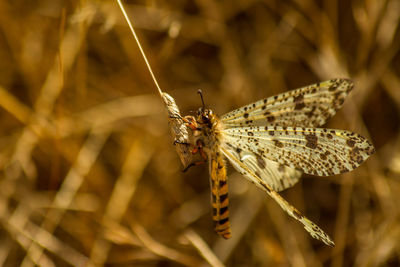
[222,126,374,176]
[221,79,353,128]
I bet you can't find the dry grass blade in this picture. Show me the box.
[355,219,400,266]
[0,0,397,266]
[19,130,109,267]
[11,1,95,175]
[212,186,264,262]
[0,85,32,125]
[5,213,92,267]
[117,0,163,97]
[162,92,193,168]
[117,0,193,168]
[131,223,202,267]
[331,173,355,267]
[90,138,154,264]
[184,229,225,267]
[55,94,164,137]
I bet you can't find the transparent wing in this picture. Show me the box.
[221,146,334,246]
[225,143,302,192]
[221,79,353,128]
[222,126,375,176]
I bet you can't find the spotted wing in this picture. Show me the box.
[208,149,231,239]
[221,146,334,246]
[221,79,353,128]
[222,126,374,176]
[225,143,302,192]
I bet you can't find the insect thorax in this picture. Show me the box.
[193,108,224,151]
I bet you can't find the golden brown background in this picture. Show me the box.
[0,0,399,266]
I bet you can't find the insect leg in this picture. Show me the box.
[182,140,207,172]
[173,140,190,146]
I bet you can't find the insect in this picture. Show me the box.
[181,79,375,246]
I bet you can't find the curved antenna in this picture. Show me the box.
[197,89,205,109]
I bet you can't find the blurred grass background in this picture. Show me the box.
[0,0,399,266]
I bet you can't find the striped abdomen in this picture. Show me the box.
[210,151,231,239]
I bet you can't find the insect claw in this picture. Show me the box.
[182,163,195,173]
[169,114,183,120]
[182,161,206,172]
[174,140,190,146]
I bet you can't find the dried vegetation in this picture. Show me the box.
[0,0,399,266]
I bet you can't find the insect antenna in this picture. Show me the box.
[197,89,206,110]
